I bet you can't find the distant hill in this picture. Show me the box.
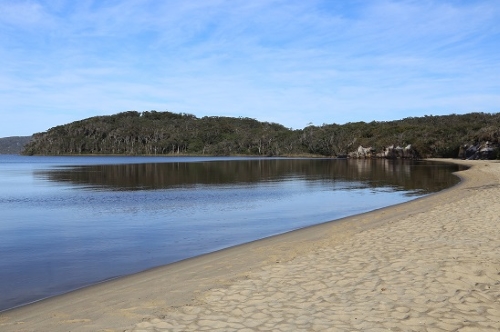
[0,136,32,154]
[21,111,500,159]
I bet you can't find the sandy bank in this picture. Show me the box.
[2,159,499,331]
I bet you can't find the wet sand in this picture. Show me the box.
[2,159,500,331]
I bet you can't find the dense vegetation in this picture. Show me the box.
[21,111,500,159]
[0,136,32,154]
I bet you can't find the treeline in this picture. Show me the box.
[22,111,500,159]
[0,136,32,154]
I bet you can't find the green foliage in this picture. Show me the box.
[21,111,500,158]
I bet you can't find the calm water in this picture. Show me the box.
[0,155,463,311]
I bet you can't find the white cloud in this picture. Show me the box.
[0,1,50,27]
[0,0,499,136]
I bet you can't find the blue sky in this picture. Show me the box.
[1,0,499,137]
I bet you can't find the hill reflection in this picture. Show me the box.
[35,159,465,194]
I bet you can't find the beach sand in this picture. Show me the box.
[1,159,500,331]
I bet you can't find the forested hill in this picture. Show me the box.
[0,136,32,154]
[22,111,500,159]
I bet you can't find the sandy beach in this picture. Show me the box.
[1,159,500,331]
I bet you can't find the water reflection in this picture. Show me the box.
[35,159,464,194]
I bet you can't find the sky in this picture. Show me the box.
[0,0,499,137]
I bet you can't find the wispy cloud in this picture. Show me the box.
[0,0,499,136]
[0,1,50,27]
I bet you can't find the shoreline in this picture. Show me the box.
[2,158,499,331]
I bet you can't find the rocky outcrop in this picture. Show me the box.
[381,144,417,159]
[349,146,375,158]
[349,144,418,159]
[459,141,498,160]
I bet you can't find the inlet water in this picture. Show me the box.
[0,155,463,311]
